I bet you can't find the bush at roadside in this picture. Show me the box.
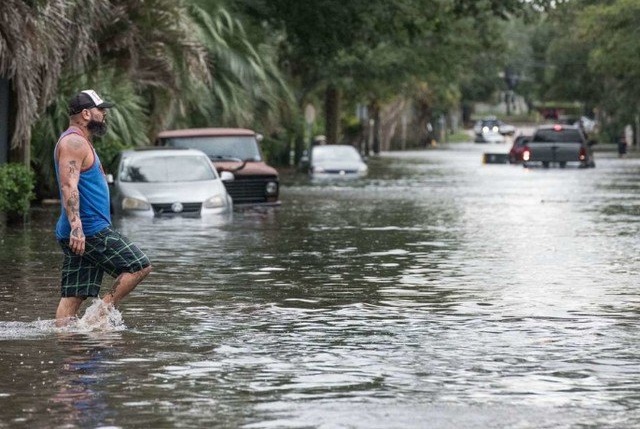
[0,163,36,217]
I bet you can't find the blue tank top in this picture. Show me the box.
[54,128,111,239]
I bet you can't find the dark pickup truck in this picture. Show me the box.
[523,124,595,168]
[157,128,280,206]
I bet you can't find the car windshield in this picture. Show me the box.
[119,155,216,182]
[532,129,584,143]
[312,146,362,163]
[163,136,262,161]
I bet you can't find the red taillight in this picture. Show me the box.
[523,146,531,161]
[579,147,586,161]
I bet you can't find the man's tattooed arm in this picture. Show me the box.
[58,135,88,254]
[67,189,84,239]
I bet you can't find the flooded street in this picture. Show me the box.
[2,143,640,428]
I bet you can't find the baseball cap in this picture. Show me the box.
[68,90,115,115]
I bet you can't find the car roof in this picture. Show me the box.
[157,128,255,138]
[121,148,209,158]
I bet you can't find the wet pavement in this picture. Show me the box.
[1,142,640,428]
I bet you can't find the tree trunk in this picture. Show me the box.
[415,101,433,147]
[324,85,341,145]
[371,100,381,154]
[0,78,10,166]
[7,83,28,167]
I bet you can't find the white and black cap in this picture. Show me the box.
[68,90,115,115]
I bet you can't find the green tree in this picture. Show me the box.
[236,0,559,149]
[577,0,640,125]
[187,4,295,133]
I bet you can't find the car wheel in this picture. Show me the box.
[522,162,529,168]
[542,161,550,168]
[559,162,566,168]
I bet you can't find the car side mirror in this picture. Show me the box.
[220,171,235,181]
[106,174,114,185]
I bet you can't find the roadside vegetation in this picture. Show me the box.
[0,0,638,201]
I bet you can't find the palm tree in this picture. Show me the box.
[1,0,211,163]
[3,0,295,196]
[187,4,294,133]
[31,0,217,196]
[0,0,91,165]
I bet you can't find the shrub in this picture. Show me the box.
[260,136,290,166]
[0,163,36,216]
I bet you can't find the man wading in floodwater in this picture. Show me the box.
[54,90,152,326]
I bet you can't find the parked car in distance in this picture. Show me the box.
[157,128,280,206]
[476,130,505,144]
[108,148,233,217]
[308,144,368,178]
[508,135,531,164]
[473,116,516,142]
[522,124,595,168]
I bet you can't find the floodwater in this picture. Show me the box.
[2,143,640,428]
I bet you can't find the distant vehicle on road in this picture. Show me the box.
[157,128,280,206]
[307,144,368,179]
[477,130,505,144]
[508,135,531,164]
[473,116,516,142]
[522,124,595,168]
[108,148,233,217]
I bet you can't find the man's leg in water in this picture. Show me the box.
[103,265,152,307]
[56,297,84,325]
[78,227,152,308]
[56,240,102,326]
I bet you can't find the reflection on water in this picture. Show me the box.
[2,145,640,427]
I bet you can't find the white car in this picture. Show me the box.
[108,148,233,216]
[479,130,505,144]
[474,117,516,142]
[309,144,368,178]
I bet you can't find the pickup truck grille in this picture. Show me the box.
[223,175,278,204]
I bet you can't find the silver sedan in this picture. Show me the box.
[108,148,233,216]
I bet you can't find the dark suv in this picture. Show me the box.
[157,128,280,206]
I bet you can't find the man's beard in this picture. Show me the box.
[87,119,107,137]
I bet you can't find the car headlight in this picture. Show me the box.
[358,164,368,173]
[122,197,150,211]
[203,195,224,208]
[312,166,325,173]
[265,181,278,195]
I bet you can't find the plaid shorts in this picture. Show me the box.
[59,226,150,298]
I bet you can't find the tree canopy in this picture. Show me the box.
[2,0,637,190]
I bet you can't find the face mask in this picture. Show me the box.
[87,114,108,137]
